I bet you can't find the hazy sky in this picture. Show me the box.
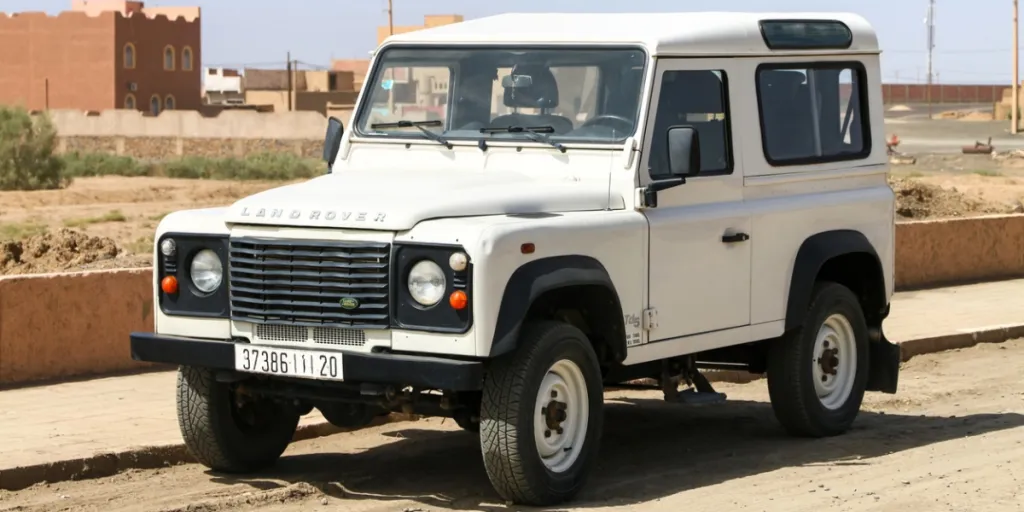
[4,0,1019,84]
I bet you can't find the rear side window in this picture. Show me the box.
[756,62,870,166]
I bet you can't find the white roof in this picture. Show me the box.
[383,12,879,56]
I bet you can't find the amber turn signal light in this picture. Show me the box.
[449,290,468,310]
[161,275,179,295]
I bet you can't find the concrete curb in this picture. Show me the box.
[0,413,417,492]
[2,325,1022,492]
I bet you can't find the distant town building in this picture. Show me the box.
[0,0,201,113]
[331,14,464,95]
[240,68,358,115]
[203,67,243,105]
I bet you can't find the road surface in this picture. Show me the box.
[3,339,1023,512]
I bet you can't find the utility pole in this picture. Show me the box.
[926,0,936,119]
[1013,0,1019,134]
[286,51,293,112]
[388,0,394,36]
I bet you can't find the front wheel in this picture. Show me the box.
[480,321,604,506]
[176,366,300,473]
[767,282,870,437]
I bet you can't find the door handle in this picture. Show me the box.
[722,232,750,244]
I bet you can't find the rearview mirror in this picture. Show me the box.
[501,74,534,89]
[323,116,344,171]
[666,126,701,178]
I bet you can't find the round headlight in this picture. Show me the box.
[408,260,446,306]
[190,249,223,293]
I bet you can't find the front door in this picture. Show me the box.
[642,59,751,342]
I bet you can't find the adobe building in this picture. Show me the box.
[0,0,201,113]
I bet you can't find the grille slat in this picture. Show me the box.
[229,238,391,329]
[229,266,387,281]
[229,275,388,289]
[231,246,390,259]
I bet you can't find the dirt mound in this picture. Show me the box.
[891,177,1011,219]
[1,229,122,275]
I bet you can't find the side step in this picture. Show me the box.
[662,359,728,405]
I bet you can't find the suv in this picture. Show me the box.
[131,12,901,506]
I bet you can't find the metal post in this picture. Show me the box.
[1013,0,1019,134]
[287,52,293,112]
[926,0,935,120]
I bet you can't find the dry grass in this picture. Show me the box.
[62,209,128,228]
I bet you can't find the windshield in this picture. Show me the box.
[355,46,647,145]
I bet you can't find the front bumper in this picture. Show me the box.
[130,332,484,391]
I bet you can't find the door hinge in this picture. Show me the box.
[642,308,658,331]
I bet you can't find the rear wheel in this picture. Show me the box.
[480,321,603,506]
[176,366,300,473]
[767,282,870,437]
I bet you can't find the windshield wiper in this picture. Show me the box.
[370,119,452,149]
[480,126,566,153]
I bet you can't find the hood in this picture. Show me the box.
[224,168,622,231]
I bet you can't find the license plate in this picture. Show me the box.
[234,344,343,381]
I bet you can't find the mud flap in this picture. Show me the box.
[865,332,901,394]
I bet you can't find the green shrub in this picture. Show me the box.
[61,152,151,177]
[159,152,321,180]
[0,106,68,191]
[53,149,322,182]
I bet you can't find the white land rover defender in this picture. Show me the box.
[131,12,901,506]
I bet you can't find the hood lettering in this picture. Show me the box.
[236,206,387,224]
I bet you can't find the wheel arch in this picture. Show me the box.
[785,230,888,332]
[489,255,627,366]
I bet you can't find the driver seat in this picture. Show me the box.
[488,64,574,134]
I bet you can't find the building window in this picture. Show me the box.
[164,95,176,110]
[182,46,193,71]
[164,45,176,71]
[150,95,161,115]
[124,94,136,110]
[124,43,136,69]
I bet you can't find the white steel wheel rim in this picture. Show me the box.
[812,313,858,410]
[533,359,589,473]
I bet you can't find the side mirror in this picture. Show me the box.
[666,126,701,178]
[323,116,344,171]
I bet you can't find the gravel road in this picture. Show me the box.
[3,340,1023,512]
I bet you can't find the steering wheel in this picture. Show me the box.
[579,114,635,133]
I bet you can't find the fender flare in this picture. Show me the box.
[784,229,885,331]
[489,255,626,361]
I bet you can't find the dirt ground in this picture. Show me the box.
[0,177,288,275]
[1,155,1024,275]
[1,339,1022,512]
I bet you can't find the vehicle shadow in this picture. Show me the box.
[209,398,1024,510]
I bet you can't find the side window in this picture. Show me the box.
[649,69,731,178]
[757,63,869,165]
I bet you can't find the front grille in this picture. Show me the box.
[254,324,367,347]
[228,238,391,329]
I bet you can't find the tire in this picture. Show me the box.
[480,321,604,506]
[768,281,870,438]
[176,366,300,473]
